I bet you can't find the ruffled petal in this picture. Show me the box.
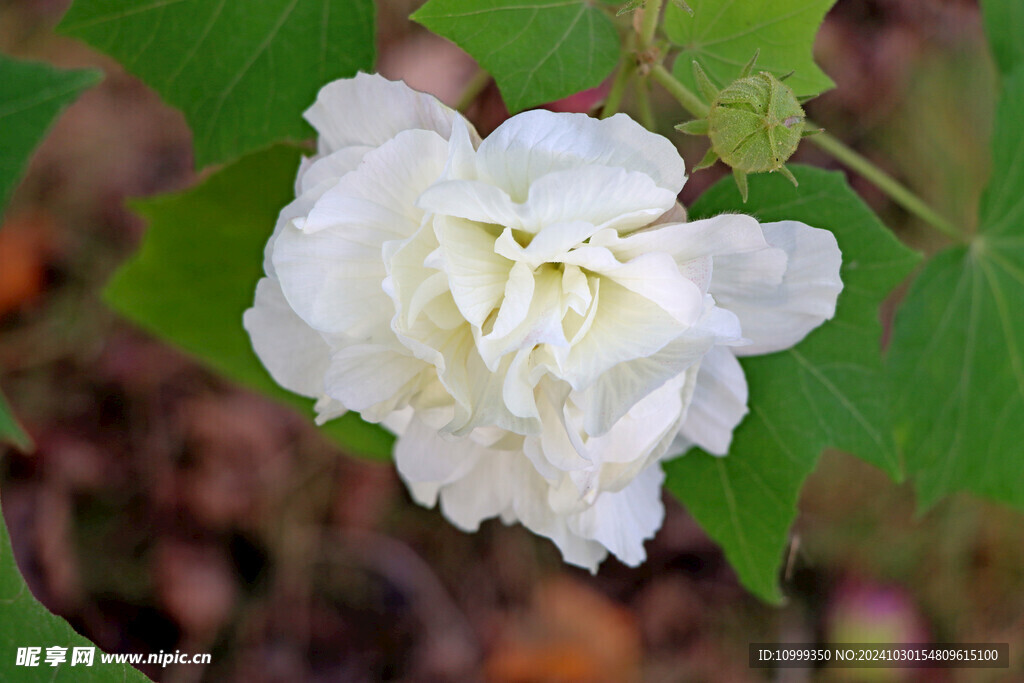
[475,110,686,198]
[676,346,749,455]
[575,325,713,437]
[273,130,450,340]
[434,215,513,328]
[295,145,372,195]
[566,463,665,567]
[419,166,675,235]
[323,345,425,420]
[559,278,691,391]
[394,417,486,494]
[563,248,705,325]
[712,220,843,356]
[591,213,766,264]
[243,277,332,398]
[304,72,466,154]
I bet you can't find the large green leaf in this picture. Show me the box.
[888,67,1024,510]
[0,54,100,212]
[105,145,393,459]
[665,0,835,100]
[58,0,375,167]
[981,0,1024,75]
[0,494,150,680]
[412,0,619,113]
[665,166,918,602]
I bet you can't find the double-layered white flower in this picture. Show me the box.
[245,74,842,570]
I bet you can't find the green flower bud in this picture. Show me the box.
[676,52,815,201]
[707,70,804,174]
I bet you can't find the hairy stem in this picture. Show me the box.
[650,63,709,117]
[634,77,655,130]
[650,64,964,241]
[639,0,664,48]
[807,130,964,240]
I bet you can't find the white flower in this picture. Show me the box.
[244,73,843,571]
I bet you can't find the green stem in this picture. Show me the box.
[650,63,709,117]
[807,130,964,240]
[640,0,664,48]
[601,59,636,119]
[650,63,964,241]
[634,77,655,130]
[455,68,491,113]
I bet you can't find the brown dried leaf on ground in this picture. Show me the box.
[485,575,642,683]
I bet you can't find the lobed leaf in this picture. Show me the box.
[665,0,835,101]
[58,0,375,167]
[412,0,620,113]
[0,54,101,212]
[665,166,918,602]
[888,67,1024,511]
[104,146,394,460]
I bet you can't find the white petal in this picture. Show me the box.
[591,213,766,264]
[305,72,466,154]
[417,179,524,229]
[676,346,749,455]
[476,110,686,199]
[564,248,705,325]
[323,345,425,419]
[243,278,332,398]
[303,129,448,233]
[434,448,519,531]
[445,345,538,437]
[576,327,712,437]
[296,145,372,195]
[532,380,591,473]
[488,261,535,339]
[475,266,568,370]
[561,264,592,315]
[521,221,603,265]
[263,178,337,278]
[501,347,536,418]
[560,278,690,391]
[713,220,843,356]
[434,216,513,328]
[273,130,449,340]
[394,417,485,490]
[583,372,690,465]
[441,115,479,180]
[506,478,609,570]
[518,166,676,233]
[419,167,674,237]
[566,463,665,567]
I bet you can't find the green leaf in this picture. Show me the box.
[58,0,375,168]
[888,67,1024,510]
[981,0,1024,75]
[0,389,31,451]
[665,0,835,100]
[412,0,620,113]
[104,145,393,459]
[0,55,101,212]
[0,492,151,681]
[665,166,918,602]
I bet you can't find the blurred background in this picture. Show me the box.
[1,0,1021,680]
